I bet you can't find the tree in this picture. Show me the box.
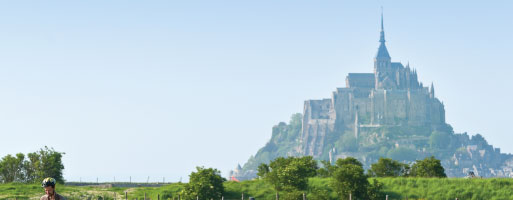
[259,156,318,192]
[331,157,369,199]
[0,153,26,183]
[317,160,336,178]
[387,147,417,162]
[366,179,385,200]
[368,157,408,177]
[0,147,65,184]
[183,167,225,200]
[335,157,363,167]
[24,152,43,183]
[36,146,66,183]
[410,156,446,178]
[256,163,269,178]
[337,133,358,152]
[429,131,451,149]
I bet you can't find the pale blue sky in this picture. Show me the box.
[0,1,512,182]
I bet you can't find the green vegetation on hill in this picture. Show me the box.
[378,177,513,200]
[238,110,512,179]
[241,113,303,174]
[2,178,513,199]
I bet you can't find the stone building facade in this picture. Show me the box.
[300,15,445,157]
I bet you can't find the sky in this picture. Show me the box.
[0,1,512,182]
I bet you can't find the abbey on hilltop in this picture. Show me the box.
[300,14,445,158]
[230,14,513,180]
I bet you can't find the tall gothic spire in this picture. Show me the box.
[380,9,385,43]
[376,8,390,59]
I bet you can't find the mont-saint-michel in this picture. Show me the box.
[231,15,513,180]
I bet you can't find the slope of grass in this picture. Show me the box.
[1,178,513,199]
[0,183,129,199]
[376,177,513,200]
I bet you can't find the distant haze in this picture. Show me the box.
[0,1,512,182]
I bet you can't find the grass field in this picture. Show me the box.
[1,177,513,200]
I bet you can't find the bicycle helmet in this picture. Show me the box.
[42,177,56,187]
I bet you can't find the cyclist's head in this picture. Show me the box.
[42,177,56,188]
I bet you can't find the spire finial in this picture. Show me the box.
[381,6,384,31]
[380,6,385,43]
[430,82,435,97]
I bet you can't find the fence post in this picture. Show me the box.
[242,192,244,200]
[145,192,147,200]
[386,194,388,200]
[276,192,279,200]
[158,193,160,200]
[349,193,352,200]
[197,196,199,200]
[125,191,128,200]
[303,193,306,200]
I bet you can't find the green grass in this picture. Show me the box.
[376,177,513,200]
[1,178,513,200]
[0,183,131,199]
[307,177,513,200]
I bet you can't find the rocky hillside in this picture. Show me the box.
[230,114,513,180]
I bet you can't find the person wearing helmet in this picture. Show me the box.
[40,177,66,200]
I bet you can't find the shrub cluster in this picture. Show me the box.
[368,156,446,178]
[255,156,446,200]
[0,146,65,184]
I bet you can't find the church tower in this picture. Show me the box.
[374,11,397,89]
[374,12,391,75]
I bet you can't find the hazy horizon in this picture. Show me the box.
[1,1,512,182]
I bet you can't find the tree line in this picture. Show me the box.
[180,156,446,200]
[0,146,65,184]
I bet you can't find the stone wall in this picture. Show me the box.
[301,99,335,156]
